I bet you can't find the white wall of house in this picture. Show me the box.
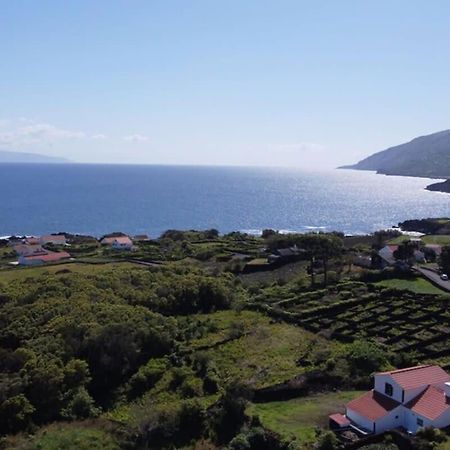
[375,406,404,434]
[374,374,404,403]
[18,256,44,266]
[346,407,374,432]
[404,409,432,433]
[432,408,450,429]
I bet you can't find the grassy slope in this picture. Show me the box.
[247,391,364,447]
[5,423,119,450]
[0,261,144,283]
[388,235,450,245]
[375,277,448,295]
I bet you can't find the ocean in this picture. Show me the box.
[0,163,449,237]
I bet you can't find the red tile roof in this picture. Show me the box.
[329,413,351,427]
[346,390,400,421]
[24,251,70,262]
[113,236,132,245]
[378,365,450,390]
[40,235,66,243]
[406,386,450,420]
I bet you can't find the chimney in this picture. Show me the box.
[444,382,450,398]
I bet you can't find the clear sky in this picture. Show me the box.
[1,0,450,167]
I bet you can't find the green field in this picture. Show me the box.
[375,277,448,295]
[388,234,450,246]
[6,423,119,450]
[422,235,450,245]
[0,261,145,283]
[247,391,363,447]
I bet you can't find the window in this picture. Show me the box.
[385,382,393,396]
[417,418,424,427]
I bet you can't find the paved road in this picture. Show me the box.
[415,266,450,292]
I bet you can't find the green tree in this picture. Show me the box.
[317,431,339,450]
[440,246,450,275]
[0,394,35,434]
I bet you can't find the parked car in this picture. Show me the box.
[441,274,449,281]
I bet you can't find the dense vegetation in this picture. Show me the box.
[1,228,450,449]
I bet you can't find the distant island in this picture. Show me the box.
[341,129,450,192]
[0,149,70,164]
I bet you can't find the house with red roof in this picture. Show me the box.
[19,251,71,266]
[40,234,67,246]
[101,236,134,250]
[330,365,450,435]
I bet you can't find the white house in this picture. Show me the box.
[330,365,450,435]
[19,250,71,266]
[111,236,133,250]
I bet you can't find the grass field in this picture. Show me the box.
[247,391,364,447]
[6,423,119,450]
[0,261,146,283]
[388,234,450,246]
[422,235,450,245]
[375,277,448,295]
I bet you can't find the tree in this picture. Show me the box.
[0,394,35,434]
[440,246,450,275]
[393,241,416,264]
[346,340,388,376]
[317,431,339,450]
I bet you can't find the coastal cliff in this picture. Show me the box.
[341,129,450,180]
[426,179,450,193]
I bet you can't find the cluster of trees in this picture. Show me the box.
[265,232,344,285]
[0,266,238,436]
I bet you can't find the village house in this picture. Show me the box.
[39,234,67,246]
[101,236,134,250]
[12,243,44,256]
[19,250,71,266]
[330,365,450,435]
[133,234,150,242]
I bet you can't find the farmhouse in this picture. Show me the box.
[13,244,44,256]
[19,251,71,266]
[330,365,450,435]
[101,236,134,250]
[40,234,67,246]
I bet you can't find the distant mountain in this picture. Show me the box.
[0,150,70,164]
[341,129,450,179]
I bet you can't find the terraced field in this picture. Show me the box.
[253,282,450,368]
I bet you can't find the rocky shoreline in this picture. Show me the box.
[426,179,450,193]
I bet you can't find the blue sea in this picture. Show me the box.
[0,163,449,237]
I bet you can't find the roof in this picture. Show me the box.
[133,234,150,240]
[113,236,133,245]
[329,413,351,427]
[40,234,66,241]
[13,244,43,254]
[23,251,70,262]
[377,365,450,390]
[346,390,400,421]
[406,385,450,420]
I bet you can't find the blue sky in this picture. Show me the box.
[1,0,450,167]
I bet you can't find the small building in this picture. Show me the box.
[424,244,443,258]
[332,365,450,435]
[377,245,398,268]
[13,244,44,256]
[133,234,150,242]
[25,236,40,245]
[19,251,71,266]
[40,234,67,246]
[111,236,133,250]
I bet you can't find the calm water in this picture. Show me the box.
[0,164,449,237]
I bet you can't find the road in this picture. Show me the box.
[415,266,450,292]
